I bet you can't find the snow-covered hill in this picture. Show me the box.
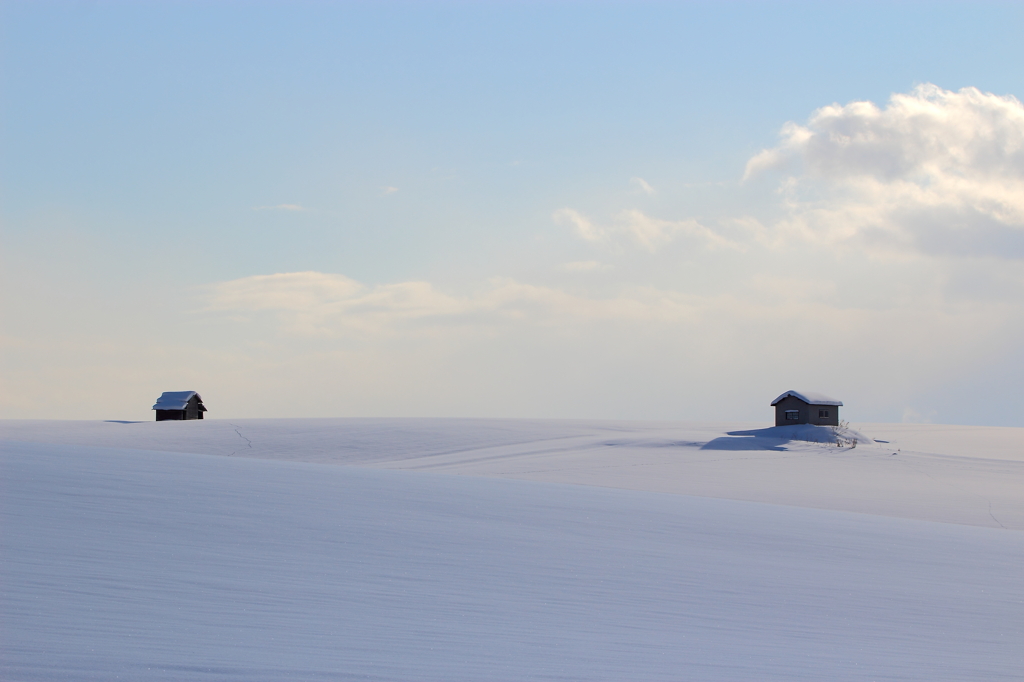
[2,419,1023,680]
[3,418,1022,528]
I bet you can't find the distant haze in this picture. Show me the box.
[2,3,1022,425]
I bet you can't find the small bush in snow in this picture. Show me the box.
[832,420,858,449]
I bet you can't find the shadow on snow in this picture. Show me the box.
[701,425,840,451]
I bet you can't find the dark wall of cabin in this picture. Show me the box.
[774,396,840,426]
[156,395,206,421]
[811,405,839,426]
[775,396,807,426]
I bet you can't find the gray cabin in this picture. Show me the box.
[771,390,841,426]
[153,391,207,421]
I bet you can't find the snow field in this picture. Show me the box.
[3,440,1023,681]
[3,418,1022,528]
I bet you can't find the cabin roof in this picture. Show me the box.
[771,390,843,407]
[152,391,204,411]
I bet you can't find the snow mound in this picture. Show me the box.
[720,424,872,448]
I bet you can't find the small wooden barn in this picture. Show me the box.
[152,391,208,421]
[771,390,842,426]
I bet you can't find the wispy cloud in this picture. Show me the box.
[201,272,1020,413]
[380,186,399,196]
[620,210,740,252]
[555,208,739,252]
[553,208,604,242]
[205,271,707,336]
[630,177,656,195]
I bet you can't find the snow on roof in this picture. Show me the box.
[771,390,843,407]
[152,391,203,411]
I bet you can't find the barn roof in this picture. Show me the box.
[771,390,843,407]
[152,391,205,411]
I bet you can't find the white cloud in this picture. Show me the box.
[745,84,1024,258]
[254,204,308,211]
[630,177,656,195]
[553,208,605,242]
[205,271,716,336]
[380,186,399,196]
[206,272,365,312]
[555,208,739,252]
[620,210,684,251]
[195,270,1022,423]
[10,262,1020,421]
[620,210,740,252]
[205,270,1013,344]
[205,271,469,335]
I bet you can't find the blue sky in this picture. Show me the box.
[3,2,1023,424]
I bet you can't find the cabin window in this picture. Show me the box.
[819,409,829,418]
[785,410,799,420]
